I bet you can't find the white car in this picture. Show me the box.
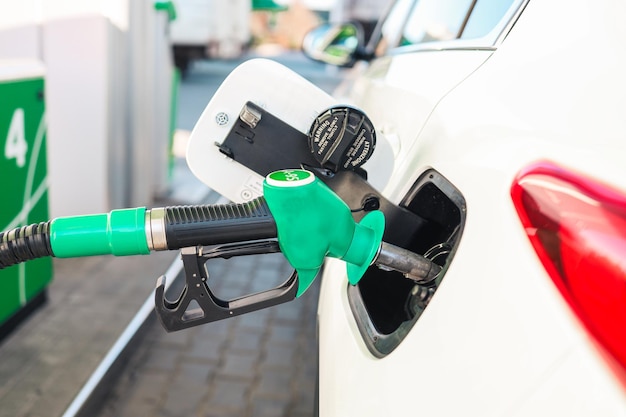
[302,0,626,415]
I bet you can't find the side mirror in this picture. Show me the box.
[302,23,369,67]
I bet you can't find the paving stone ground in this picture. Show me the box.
[94,253,320,417]
[0,249,180,417]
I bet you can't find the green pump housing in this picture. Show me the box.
[263,169,385,296]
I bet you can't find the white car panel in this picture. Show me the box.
[317,0,626,415]
[348,50,494,190]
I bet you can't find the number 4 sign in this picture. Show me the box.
[5,108,28,168]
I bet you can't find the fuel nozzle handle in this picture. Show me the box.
[146,198,276,251]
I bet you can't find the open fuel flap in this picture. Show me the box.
[347,169,466,358]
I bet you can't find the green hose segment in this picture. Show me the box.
[50,207,150,258]
[263,169,384,296]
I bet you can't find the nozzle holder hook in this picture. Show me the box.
[155,241,298,332]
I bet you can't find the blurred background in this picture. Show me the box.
[0,1,388,416]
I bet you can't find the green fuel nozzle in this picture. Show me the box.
[263,169,385,296]
[0,169,441,330]
[262,170,441,296]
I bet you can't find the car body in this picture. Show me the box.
[304,0,626,415]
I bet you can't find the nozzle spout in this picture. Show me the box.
[374,242,442,284]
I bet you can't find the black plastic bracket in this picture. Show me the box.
[154,240,299,332]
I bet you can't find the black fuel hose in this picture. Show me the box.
[0,221,54,269]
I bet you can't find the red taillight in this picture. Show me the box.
[511,161,626,381]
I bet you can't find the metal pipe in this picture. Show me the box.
[374,241,442,284]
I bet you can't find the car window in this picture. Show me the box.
[378,0,520,55]
[378,0,416,52]
[460,0,519,39]
[401,0,475,44]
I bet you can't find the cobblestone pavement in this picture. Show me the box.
[0,249,180,417]
[94,254,319,417]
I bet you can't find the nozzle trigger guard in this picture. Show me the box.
[154,241,298,332]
